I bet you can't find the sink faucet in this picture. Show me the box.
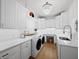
[63,25,72,39]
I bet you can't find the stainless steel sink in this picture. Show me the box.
[59,37,71,41]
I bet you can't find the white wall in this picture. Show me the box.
[68,0,78,33]
[0,29,20,42]
[35,16,62,29]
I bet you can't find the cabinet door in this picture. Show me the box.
[9,52,20,59]
[1,0,16,28]
[1,53,9,59]
[60,45,78,59]
[1,0,6,28]
[27,40,31,58]
[0,49,9,59]
[9,45,20,59]
[16,0,26,7]
[0,45,20,59]
[21,40,31,59]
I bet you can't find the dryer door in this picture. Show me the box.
[42,36,45,44]
[36,39,41,50]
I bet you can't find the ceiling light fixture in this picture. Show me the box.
[42,2,52,15]
[42,2,52,7]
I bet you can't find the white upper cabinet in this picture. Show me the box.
[1,0,16,28]
[1,0,29,29]
[16,0,27,8]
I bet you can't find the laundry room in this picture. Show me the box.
[0,0,78,59]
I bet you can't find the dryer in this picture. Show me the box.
[31,35,42,57]
[31,35,46,57]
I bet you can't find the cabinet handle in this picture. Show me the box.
[2,53,8,57]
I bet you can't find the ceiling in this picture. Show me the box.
[17,0,74,18]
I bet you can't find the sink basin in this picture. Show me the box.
[59,37,71,41]
[58,33,78,47]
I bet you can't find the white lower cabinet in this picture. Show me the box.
[20,40,31,59]
[0,45,20,59]
[9,45,20,59]
[60,45,78,59]
[0,40,31,59]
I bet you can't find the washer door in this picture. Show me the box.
[36,39,41,50]
[42,36,45,44]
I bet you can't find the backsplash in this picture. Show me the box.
[0,29,21,42]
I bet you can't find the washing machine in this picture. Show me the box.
[31,34,46,57]
[31,35,41,57]
[41,35,46,47]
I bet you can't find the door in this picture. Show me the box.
[1,53,9,59]
[0,49,9,59]
[36,39,41,50]
[60,45,78,59]
[21,40,31,59]
[1,0,16,28]
[9,45,20,59]
[0,45,20,59]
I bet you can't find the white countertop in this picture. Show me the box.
[0,36,34,52]
[57,38,78,48]
[57,32,78,48]
[37,28,78,48]
[0,31,42,52]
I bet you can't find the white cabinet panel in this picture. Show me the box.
[0,53,9,59]
[0,49,9,59]
[21,40,31,59]
[0,0,1,27]
[16,0,26,7]
[9,45,20,59]
[60,45,78,59]
[1,0,16,28]
[0,45,20,59]
[1,0,28,29]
